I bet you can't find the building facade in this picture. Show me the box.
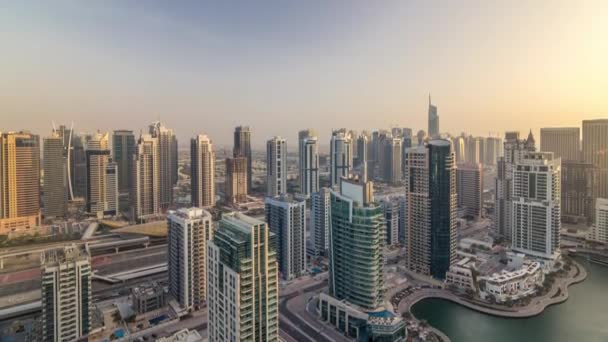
[330,129,353,188]
[207,212,279,342]
[0,131,41,233]
[540,127,580,161]
[582,119,608,199]
[41,245,92,342]
[298,129,319,196]
[511,152,561,260]
[428,95,439,138]
[381,198,400,246]
[310,187,331,256]
[43,133,68,218]
[149,122,177,210]
[590,198,608,243]
[132,134,160,223]
[265,195,306,280]
[233,126,252,192]
[112,130,135,194]
[225,157,248,204]
[266,136,287,197]
[167,208,213,311]
[456,163,483,220]
[191,134,215,208]
[561,161,596,224]
[404,140,457,279]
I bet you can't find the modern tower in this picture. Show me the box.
[383,137,402,185]
[207,212,279,342]
[70,134,88,200]
[41,245,92,342]
[329,129,353,188]
[582,119,608,199]
[191,134,215,208]
[85,132,115,217]
[511,152,561,260]
[540,127,580,161]
[561,160,597,224]
[329,177,384,310]
[265,195,306,280]
[225,157,248,204]
[132,134,160,223]
[0,131,41,233]
[428,95,439,138]
[233,126,252,192]
[43,132,68,218]
[112,130,135,194]
[298,129,319,197]
[590,198,608,243]
[404,139,457,279]
[484,136,503,166]
[452,136,466,164]
[149,122,177,210]
[456,163,483,220]
[381,197,400,246]
[310,188,331,257]
[167,208,213,311]
[495,131,536,239]
[266,136,287,197]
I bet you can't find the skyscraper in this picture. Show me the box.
[0,131,41,233]
[484,136,502,166]
[265,195,306,280]
[452,136,466,164]
[233,126,252,192]
[191,134,215,208]
[105,162,118,216]
[329,129,353,188]
[540,127,580,162]
[456,163,483,220]
[465,135,481,164]
[41,245,92,342]
[329,178,384,310]
[149,122,177,210]
[428,95,439,138]
[381,198,400,246]
[511,152,561,260]
[70,134,88,200]
[43,133,68,218]
[225,157,248,204]
[85,132,115,217]
[590,198,608,243]
[383,137,402,185]
[266,136,287,197]
[404,139,457,279]
[561,160,596,224]
[167,208,213,311]
[310,187,330,256]
[112,130,135,194]
[132,134,160,223]
[582,119,608,199]
[298,129,319,197]
[207,212,279,342]
[495,131,536,238]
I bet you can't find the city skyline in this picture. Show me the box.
[2,1,608,147]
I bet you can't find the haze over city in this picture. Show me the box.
[2,1,608,147]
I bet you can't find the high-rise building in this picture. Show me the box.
[149,122,176,210]
[265,195,306,280]
[452,136,466,164]
[456,163,483,220]
[0,132,41,234]
[428,95,439,138]
[465,135,481,164]
[582,119,608,199]
[207,212,279,342]
[398,196,407,244]
[511,152,561,260]
[590,198,608,243]
[233,126,252,192]
[132,134,160,223]
[329,129,353,188]
[225,157,248,204]
[85,132,116,216]
[404,140,457,279]
[43,133,68,218]
[298,129,319,197]
[52,124,77,201]
[112,130,135,194]
[561,160,597,224]
[329,178,384,310]
[167,208,213,311]
[540,127,580,161]
[382,137,402,185]
[41,245,92,342]
[70,134,88,200]
[105,162,118,215]
[266,136,287,197]
[381,198,400,246]
[310,187,330,256]
[495,131,536,238]
[191,135,215,208]
[484,137,502,166]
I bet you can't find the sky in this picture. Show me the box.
[1,0,607,149]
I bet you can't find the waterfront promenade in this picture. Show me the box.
[398,261,588,319]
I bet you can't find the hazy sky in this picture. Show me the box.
[1,1,607,148]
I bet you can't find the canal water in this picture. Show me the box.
[411,259,608,342]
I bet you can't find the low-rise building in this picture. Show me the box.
[478,256,544,303]
[445,257,478,292]
[156,329,202,342]
[131,281,166,314]
[317,293,406,342]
